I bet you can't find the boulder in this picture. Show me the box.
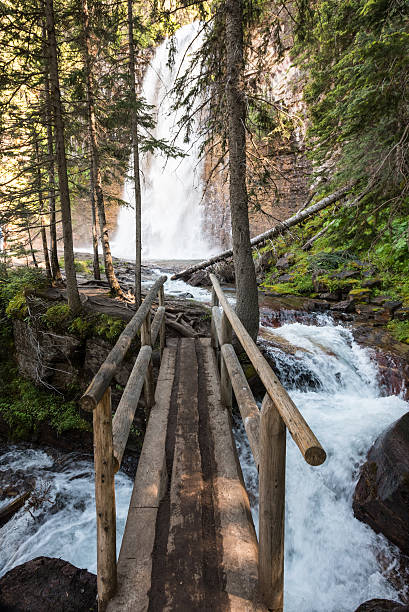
[0,557,97,611]
[353,412,409,555]
[330,299,356,313]
[354,600,409,611]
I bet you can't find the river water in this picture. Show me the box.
[235,314,408,610]
[1,309,407,611]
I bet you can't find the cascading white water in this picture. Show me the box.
[0,449,132,576]
[235,316,408,611]
[112,23,214,261]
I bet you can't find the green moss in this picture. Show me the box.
[94,314,125,342]
[0,373,90,440]
[68,316,93,339]
[5,292,28,319]
[387,320,409,344]
[42,304,71,329]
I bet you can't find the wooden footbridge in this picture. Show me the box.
[81,275,326,612]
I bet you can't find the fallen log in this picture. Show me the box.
[171,186,351,280]
[165,316,197,338]
[0,490,31,526]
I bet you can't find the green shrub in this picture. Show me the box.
[387,320,409,344]
[94,314,125,342]
[43,304,71,329]
[0,267,47,306]
[5,292,28,319]
[0,376,90,439]
[68,316,93,339]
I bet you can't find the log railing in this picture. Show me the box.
[209,273,326,611]
[80,275,167,611]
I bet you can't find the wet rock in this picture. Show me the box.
[331,269,361,280]
[395,308,409,321]
[354,600,409,611]
[353,412,409,555]
[330,299,356,313]
[318,291,341,301]
[277,274,293,282]
[349,288,372,302]
[371,296,401,308]
[362,278,382,288]
[276,255,291,270]
[0,556,97,611]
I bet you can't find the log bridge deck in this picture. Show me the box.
[81,275,326,612]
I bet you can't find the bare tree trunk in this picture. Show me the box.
[34,134,52,280]
[225,0,259,341]
[44,0,81,312]
[43,23,62,283]
[82,0,122,297]
[127,0,142,306]
[26,223,38,268]
[89,155,101,280]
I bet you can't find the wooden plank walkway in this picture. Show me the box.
[108,338,266,612]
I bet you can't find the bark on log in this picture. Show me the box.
[171,187,351,280]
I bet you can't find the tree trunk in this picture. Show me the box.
[82,0,122,297]
[26,222,38,268]
[89,156,101,280]
[44,0,81,312]
[44,68,62,282]
[34,134,52,280]
[225,0,259,341]
[127,0,142,307]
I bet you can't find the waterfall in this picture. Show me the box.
[235,316,408,611]
[112,23,214,261]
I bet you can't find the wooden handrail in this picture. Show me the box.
[83,275,167,611]
[220,343,260,467]
[209,274,326,467]
[210,274,326,612]
[112,345,152,473]
[81,275,166,412]
[151,306,166,347]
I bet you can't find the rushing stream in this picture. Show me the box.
[0,449,133,577]
[235,314,408,611]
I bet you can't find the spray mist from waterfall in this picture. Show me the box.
[112,23,214,261]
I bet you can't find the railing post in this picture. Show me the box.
[141,310,155,419]
[259,393,286,612]
[211,287,219,350]
[158,285,166,358]
[93,386,117,611]
[220,312,232,409]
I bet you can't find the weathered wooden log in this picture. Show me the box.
[112,345,152,472]
[158,286,166,357]
[151,306,166,347]
[0,490,31,526]
[81,275,166,411]
[210,274,326,466]
[141,312,155,418]
[221,343,260,466]
[165,316,196,338]
[212,306,222,346]
[93,387,117,610]
[259,393,286,611]
[220,312,232,409]
[171,187,351,280]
